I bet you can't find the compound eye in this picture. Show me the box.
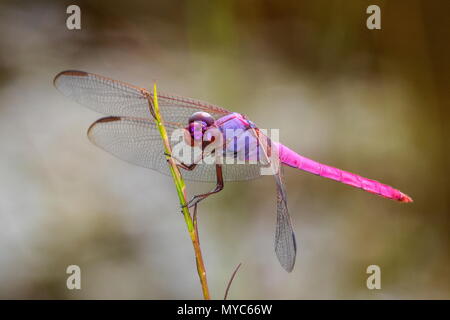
[188,112,215,126]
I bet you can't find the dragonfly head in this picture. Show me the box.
[187,112,215,142]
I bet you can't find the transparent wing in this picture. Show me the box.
[54,70,231,123]
[245,127,297,272]
[274,168,297,272]
[87,116,177,177]
[87,116,263,182]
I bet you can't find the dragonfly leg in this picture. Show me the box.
[186,164,223,208]
[164,152,197,171]
[179,163,197,171]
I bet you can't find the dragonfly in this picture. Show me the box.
[54,70,413,272]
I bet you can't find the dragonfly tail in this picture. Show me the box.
[278,144,413,203]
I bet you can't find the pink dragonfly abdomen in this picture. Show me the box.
[278,144,412,202]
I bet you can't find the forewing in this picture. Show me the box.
[88,116,176,176]
[87,116,262,182]
[54,70,231,123]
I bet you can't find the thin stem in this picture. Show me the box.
[149,84,210,300]
[193,204,200,245]
[224,263,242,300]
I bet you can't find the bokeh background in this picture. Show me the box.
[0,0,448,299]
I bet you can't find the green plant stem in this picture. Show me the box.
[149,83,210,300]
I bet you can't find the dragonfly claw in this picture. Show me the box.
[183,197,203,209]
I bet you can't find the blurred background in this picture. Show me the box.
[0,0,448,299]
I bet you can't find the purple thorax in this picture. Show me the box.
[215,112,252,132]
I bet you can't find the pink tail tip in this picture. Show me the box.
[399,193,413,203]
